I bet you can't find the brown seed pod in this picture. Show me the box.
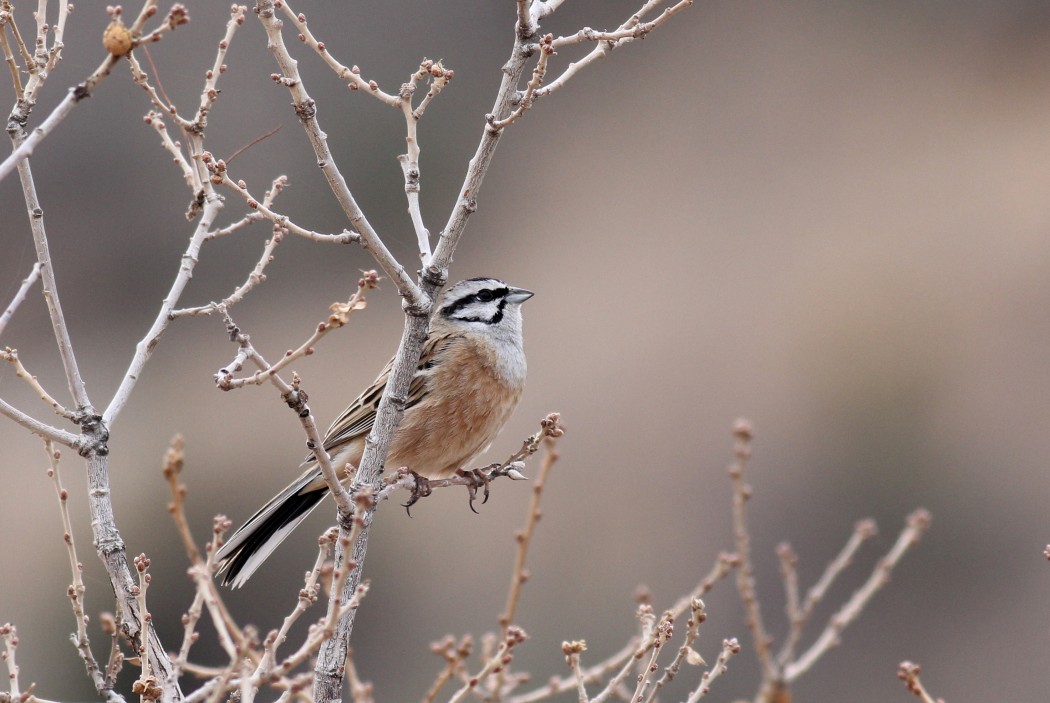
[102,20,133,57]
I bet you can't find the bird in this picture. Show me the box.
[215,277,533,587]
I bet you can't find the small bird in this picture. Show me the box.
[215,277,533,587]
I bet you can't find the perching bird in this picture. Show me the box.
[215,278,533,587]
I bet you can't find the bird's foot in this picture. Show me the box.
[402,471,433,516]
[456,467,491,514]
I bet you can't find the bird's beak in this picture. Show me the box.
[505,286,534,304]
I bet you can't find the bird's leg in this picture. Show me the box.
[455,467,491,513]
[402,470,433,515]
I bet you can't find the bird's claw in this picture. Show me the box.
[456,467,491,514]
[402,471,432,516]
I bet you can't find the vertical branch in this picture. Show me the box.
[727,419,778,687]
[44,440,125,703]
[500,433,561,634]
[426,7,538,279]
[254,0,423,308]
[87,444,182,702]
[311,9,541,702]
[0,10,24,101]
[11,135,91,412]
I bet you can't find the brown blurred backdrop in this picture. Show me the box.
[2,1,1050,701]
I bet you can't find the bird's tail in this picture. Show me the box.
[215,466,327,588]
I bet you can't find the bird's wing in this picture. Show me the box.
[320,332,457,454]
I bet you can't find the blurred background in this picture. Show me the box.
[2,1,1049,701]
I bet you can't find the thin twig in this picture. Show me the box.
[1,347,77,420]
[190,5,247,130]
[162,435,198,563]
[1,623,21,699]
[216,172,359,244]
[536,0,695,99]
[727,419,777,682]
[684,638,741,703]
[501,421,564,633]
[171,226,286,319]
[897,661,943,703]
[225,125,282,167]
[0,395,79,447]
[447,628,528,703]
[11,126,91,413]
[488,36,553,131]
[104,196,224,428]
[0,9,24,107]
[644,598,706,703]
[275,0,399,106]
[255,0,423,308]
[421,636,472,703]
[213,273,375,391]
[44,441,126,703]
[249,528,335,695]
[776,519,878,668]
[783,509,931,682]
[0,0,166,184]
[5,0,31,69]
[589,608,659,703]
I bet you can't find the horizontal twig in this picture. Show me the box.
[0,395,79,447]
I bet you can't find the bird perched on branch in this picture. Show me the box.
[216,277,533,587]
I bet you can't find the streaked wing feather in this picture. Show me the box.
[319,332,457,454]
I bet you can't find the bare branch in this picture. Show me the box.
[0,0,171,185]
[509,639,636,703]
[421,636,472,703]
[0,395,78,447]
[103,196,224,427]
[138,109,198,192]
[500,418,564,633]
[2,2,33,76]
[776,519,878,668]
[249,528,335,693]
[536,0,695,99]
[1,347,76,420]
[0,9,24,102]
[0,623,22,700]
[0,262,41,340]
[488,37,554,130]
[897,661,943,703]
[254,0,424,308]
[684,638,741,703]
[275,0,399,106]
[216,171,360,244]
[190,5,247,130]
[213,274,375,391]
[43,441,126,703]
[172,227,286,319]
[10,134,91,412]
[397,59,454,263]
[589,608,659,703]
[727,419,777,682]
[529,0,567,24]
[447,628,528,703]
[783,509,932,682]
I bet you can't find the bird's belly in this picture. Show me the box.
[387,375,521,479]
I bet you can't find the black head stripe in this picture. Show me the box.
[440,285,510,318]
[455,298,506,325]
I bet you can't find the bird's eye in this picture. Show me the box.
[476,289,495,302]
